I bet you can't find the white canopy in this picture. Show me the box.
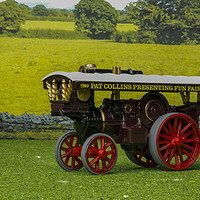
[42,71,200,85]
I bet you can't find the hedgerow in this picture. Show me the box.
[3,29,88,39]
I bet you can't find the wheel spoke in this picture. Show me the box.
[69,136,75,147]
[173,117,178,133]
[64,139,72,148]
[93,139,98,149]
[185,138,199,143]
[163,125,171,136]
[175,152,180,168]
[95,160,99,171]
[102,160,107,169]
[177,147,184,163]
[182,130,193,138]
[181,147,191,158]
[105,157,111,164]
[89,156,100,166]
[167,147,176,164]
[166,121,176,137]
[61,152,71,158]
[75,156,82,166]
[101,138,105,150]
[71,156,76,168]
[64,155,70,165]
[89,146,99,154]
[74,139,79,148]
[138,155,143,161]
[159,140,170,144]
[104,142,111,149]
[61,147,69,152]
[177,118,182,137]
[181,122,193,135]
[160,133,173,141]
[160,143,171,151]
[182,143,193,151]
[107,150,114,155]
[163,148,171,160]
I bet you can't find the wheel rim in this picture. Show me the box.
[155,113,200,170]
[84,135,117,174]
[59,133,83,170]
[132,154,158,168]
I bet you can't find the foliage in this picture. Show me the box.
[27,5,74,22]
[32,4,49,16]
[74,0,118,39]
[0,0,27,33]
[4,29,88,39]
[111,31,139,43]
[124,0,200,44]
[0,37,199,116]
[0,140,200,199]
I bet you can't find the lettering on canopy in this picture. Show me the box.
[79,82,200,92]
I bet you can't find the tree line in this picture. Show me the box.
[0,0,199,45]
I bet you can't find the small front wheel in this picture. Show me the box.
[81,133,118,175]
[55,132,83,171]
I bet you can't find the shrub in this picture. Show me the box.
[4,29,88,39]
[111,31,138,43]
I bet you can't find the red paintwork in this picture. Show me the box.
[85,135,117,174]
[156,113,200,170]
[59,133,83,170]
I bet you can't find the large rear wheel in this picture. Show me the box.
[149,113,200,170]
[125,152,158,168]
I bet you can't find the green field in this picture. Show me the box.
[0,37,200,115]
[0,140,200,199]
[21,20,138,32]
[21,21,75,31]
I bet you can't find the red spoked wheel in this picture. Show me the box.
[81,133,118,175]
[149,113,200,170]
[55,132,83,171]
[125,152,158,168]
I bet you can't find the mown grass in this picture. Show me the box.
[21,21,138,32]
[0,139,200,199]
[21,21,75,31]
[0,37,200,116]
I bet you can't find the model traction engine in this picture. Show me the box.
[42,64,200,175]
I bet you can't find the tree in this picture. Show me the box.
[32,4,49,16]
[0,0,27,33]
[125,0,200,44]
[74,0,118,39]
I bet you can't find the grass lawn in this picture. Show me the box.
[21,21,75,31]
[21,21,138,32]
[0,37,200,116]
[0,139,200,199]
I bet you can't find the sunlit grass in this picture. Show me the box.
[21,21,138,32]
[21,21,75,31]
[0,37,199,115]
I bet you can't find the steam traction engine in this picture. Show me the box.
[42,65,200,174]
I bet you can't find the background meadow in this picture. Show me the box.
[0,37,200,115]
[21,20,138,32]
